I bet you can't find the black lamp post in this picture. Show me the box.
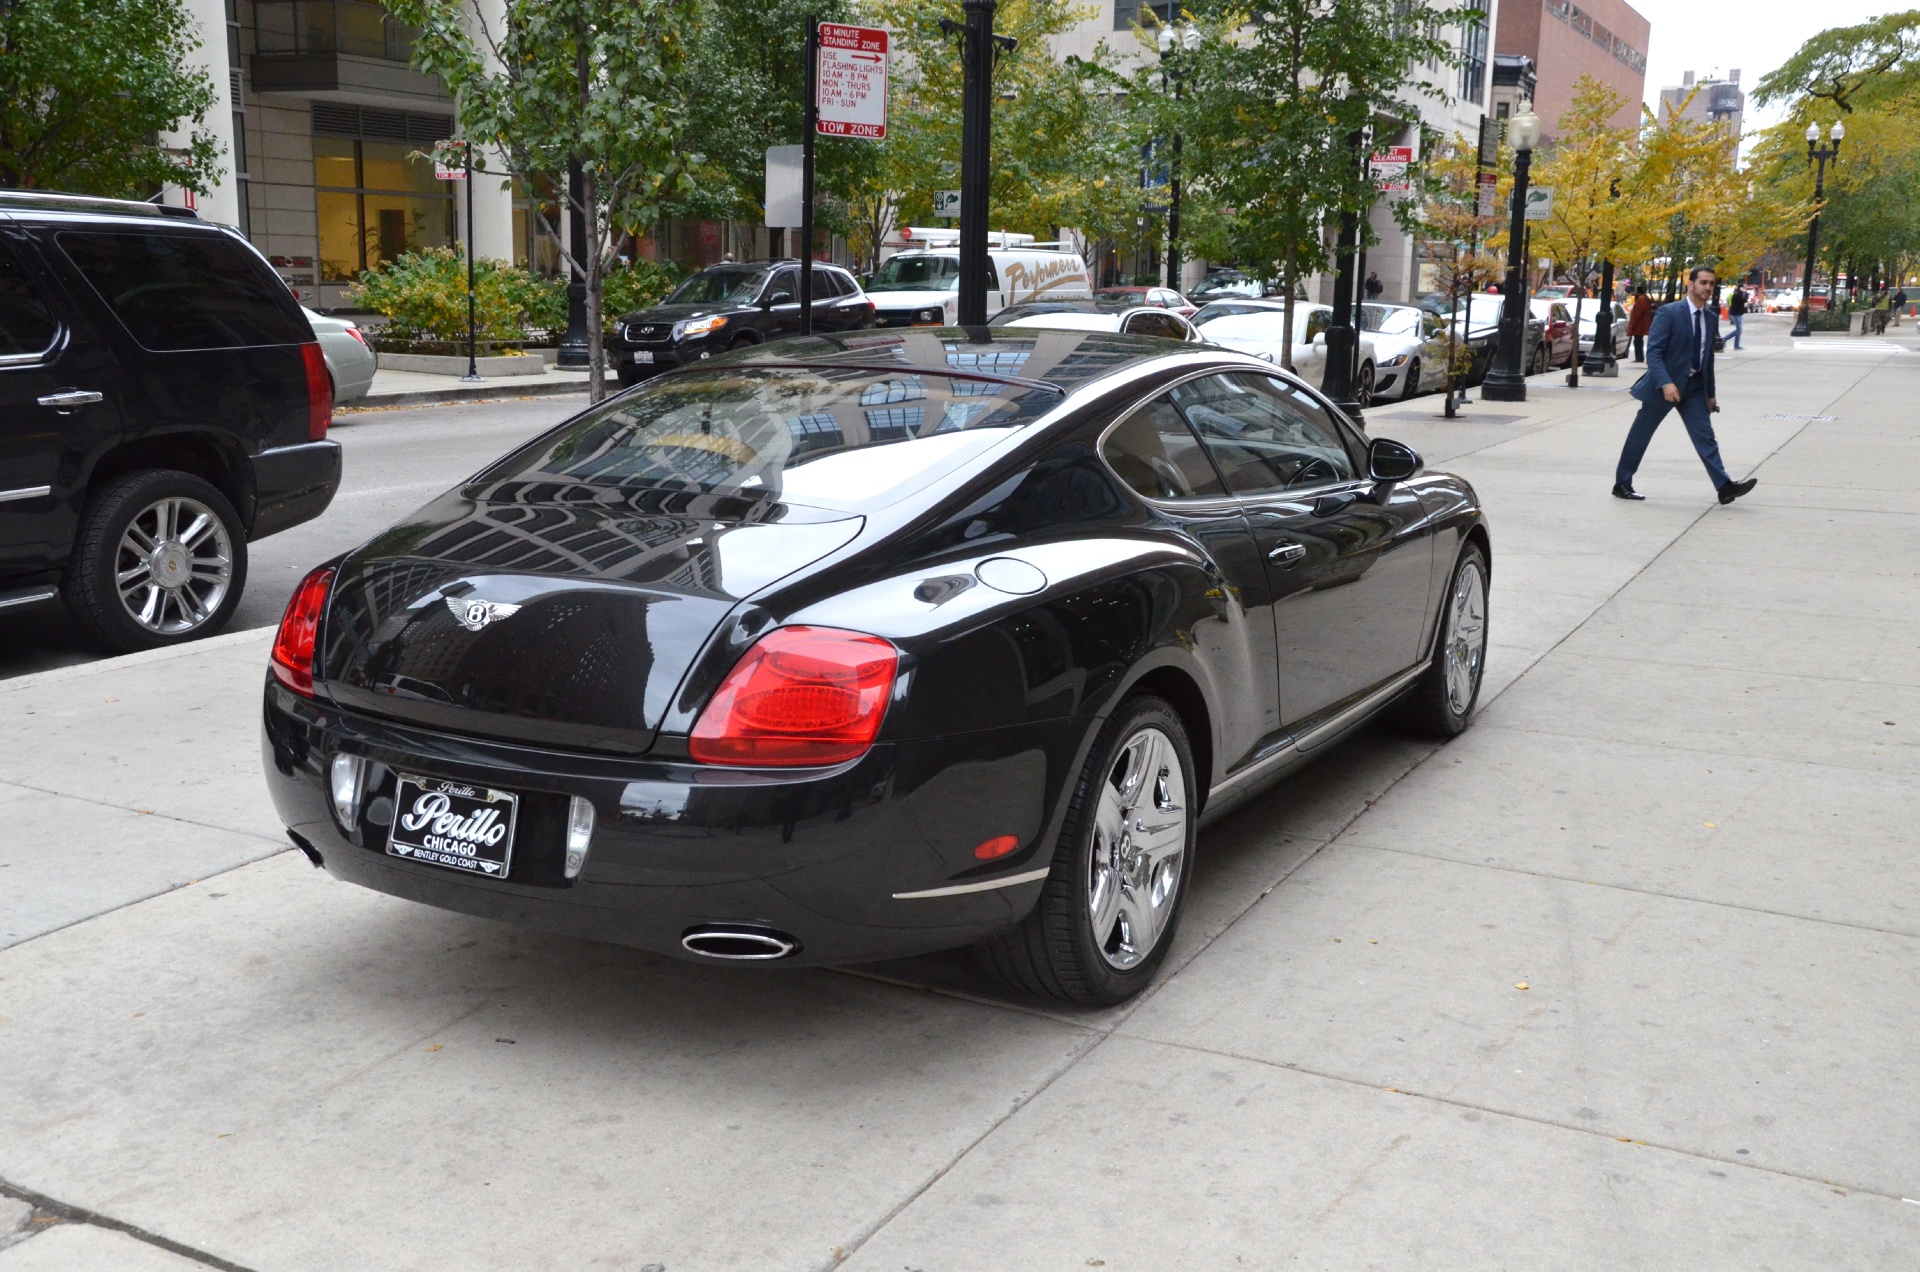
[1481,102,1542,402]
[1158,24,1198,293]
[1790,119,1844,339]
[1321,127,1367,418]
[556,158,591,369]
[955,0,1001,327]
[1581,179,1620,379]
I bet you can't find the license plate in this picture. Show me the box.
[631,350,654,364]
[387,775,519,879]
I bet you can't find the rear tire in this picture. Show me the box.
[1395,543,1488,738]
[979,695,1196,1006]
[64,469,248,654]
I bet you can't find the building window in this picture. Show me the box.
[314,135,455,281]
[1459,0,1488,105]
[1113,0,1177,30]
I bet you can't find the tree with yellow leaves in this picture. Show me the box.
[1411,129,1507,412]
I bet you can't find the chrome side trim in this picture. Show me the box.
[893,866,1052,900]
[1206,661,1429,807]
[0,485,51,504]
[0,586,58,611]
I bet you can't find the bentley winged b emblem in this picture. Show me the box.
[447,596,522,632]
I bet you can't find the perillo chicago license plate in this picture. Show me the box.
[387,775,519,878]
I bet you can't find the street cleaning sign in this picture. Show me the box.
[1369,146,1413,193]
[816,23,889,139]
[933,189,962,218]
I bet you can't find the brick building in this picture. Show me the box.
[1493,0,1649,136]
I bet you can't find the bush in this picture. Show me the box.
[600,260,683,324]
[349,248,561,342]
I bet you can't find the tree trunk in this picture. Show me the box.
[584,165,605,404]
[1279,250,1297,372]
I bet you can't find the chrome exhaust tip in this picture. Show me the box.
[680,925,800,961]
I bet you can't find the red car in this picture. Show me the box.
[1094,286,1199,318]
[1526,299,1581,369]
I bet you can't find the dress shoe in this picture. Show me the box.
[1611,482,1645,501]
[1717,477,1757,505]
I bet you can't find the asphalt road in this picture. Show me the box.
[0,395,582,682]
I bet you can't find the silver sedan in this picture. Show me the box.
[303,307,377,405]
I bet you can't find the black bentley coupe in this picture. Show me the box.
[262,328,1489,1004]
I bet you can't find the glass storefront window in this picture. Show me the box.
[315,138,454,280]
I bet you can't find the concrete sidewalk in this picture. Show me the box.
[2,314,1916,1268]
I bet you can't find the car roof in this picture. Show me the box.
[1000,312,1126,333]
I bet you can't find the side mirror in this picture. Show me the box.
[1367,437,1421,482]
[1311,332,1327,347]
[767,291,794,307]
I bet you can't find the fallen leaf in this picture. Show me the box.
[427,1044,444,1052]
[1514,982,1530,991]
[1368,938,1378,944]
[1704,822,1716,828]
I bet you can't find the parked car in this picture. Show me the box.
[1359,303,1451,400]
[1189,270,1300,303]
[304,306,376,404]
[863,245,1091,327]
[1766,288,1803,313]
[611,260,875,386]
[1190,299,1380,404]
[262,327,1490,1005]
[1527,299,1580,368]
[1446,295,1548,383]
[1575,300,1630,359]
[0,190,341,651]
[996,302,1201,342]
[1093,286,1199,318]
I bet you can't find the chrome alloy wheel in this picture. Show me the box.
[1087,726,1188,970]
[1443,558,1488,715]
[114,496,234,634]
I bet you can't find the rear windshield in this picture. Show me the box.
[666,267,769,306]
[488,365,1061,513]
[58,230,305,351]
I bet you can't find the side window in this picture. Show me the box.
[1125,311,1186,341]
[57,230,305,351]
[1101,396,1226,501]
[766,269,799,303]
[1303,309,1331,342]
[1170,373,1358,495]
[986,260,1002,291]
[0,242,60,360]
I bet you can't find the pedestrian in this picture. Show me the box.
[1626,285,1653,362]
[1894,285,1908,327]
[1364,271,1383,300]
[1726,283,1747,350]
[1613,264,1757,505]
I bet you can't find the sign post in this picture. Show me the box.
[803,20,889,335]
[437,141,480,382]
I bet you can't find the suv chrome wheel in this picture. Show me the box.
[1088,726,1187,970]
[114,495,234,634]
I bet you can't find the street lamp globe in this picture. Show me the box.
[1157,22,1199,53]
[1805,121,1821,144]
[1508,103,1543,152]
[1830,120,1845,145]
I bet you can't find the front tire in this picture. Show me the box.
[1395,543,1488,737]
[1356,361,1375,408]
[64,470,248,654]
[1402,358,1422,400]
[980,695,1197,1005]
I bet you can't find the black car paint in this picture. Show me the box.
[263,330,1487,966]
[0,206,341,593]
[610,261,875,382]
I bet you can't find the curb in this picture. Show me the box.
[0,626,274,694]
[348,377,620,410]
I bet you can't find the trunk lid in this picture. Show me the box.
[318,480,862,754]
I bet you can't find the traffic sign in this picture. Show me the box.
[1524,185,1553,221]
[1370,145,1413,192]
[433,140,467,180]
[816,23,888,139]
[933,189,961,218]
[1475,172,1499,216]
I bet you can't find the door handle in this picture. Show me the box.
[37,389,103,411]
[1267,541,1307,567]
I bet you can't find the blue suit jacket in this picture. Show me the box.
[1631,300,1717,403]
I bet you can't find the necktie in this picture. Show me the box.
[1693,307,1704,374]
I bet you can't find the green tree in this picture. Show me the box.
[389,0,700,400]
[1752,11,1920,117]
[1169,0,1465,369]
[0,0,221,196]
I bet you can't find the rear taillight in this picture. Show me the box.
[689,626,898,767]
[344,324,368,346]
[300,342,331,440]
[271,566,334,696]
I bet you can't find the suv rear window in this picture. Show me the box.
[0,243,59,359]
[57,230,305,351]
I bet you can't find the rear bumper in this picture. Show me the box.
[261,681,1078,966]
[248,440,340,541]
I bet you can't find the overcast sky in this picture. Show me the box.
[1629,0,1893,133]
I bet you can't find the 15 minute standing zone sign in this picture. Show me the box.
[817,23,889,139]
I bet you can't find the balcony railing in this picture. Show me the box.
[253,0,419,62]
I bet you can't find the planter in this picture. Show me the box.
[377,351,547,378]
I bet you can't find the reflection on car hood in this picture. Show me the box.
[319,483,861,754]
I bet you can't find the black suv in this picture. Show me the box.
[611,259,875,385]
[0,192,341,652]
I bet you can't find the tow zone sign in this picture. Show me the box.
[817,23,888,139]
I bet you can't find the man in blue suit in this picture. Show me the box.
[1614,264,1757,505]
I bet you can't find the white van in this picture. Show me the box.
[866,230,1092,326]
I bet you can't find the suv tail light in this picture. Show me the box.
[271,566,334,696]
[300,342,332,440]
[690,626,898,767]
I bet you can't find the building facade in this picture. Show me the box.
[1658,70,1746,138]
[1493,0,1648,135]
